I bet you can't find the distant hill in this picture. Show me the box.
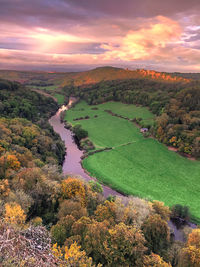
[0,66,191,88]
[61,66,191,86]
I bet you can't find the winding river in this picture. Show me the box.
[49,98,122,198]
[49,97,196,242]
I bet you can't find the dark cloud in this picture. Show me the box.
[66,0,200,18]
[1,0,200,30]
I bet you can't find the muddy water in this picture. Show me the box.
[49,102,122,198]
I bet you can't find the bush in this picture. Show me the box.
[171,204,190,222]
[72,124,88,141]
[89,180,103,194]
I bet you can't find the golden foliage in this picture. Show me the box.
[187,229,200,247]
[143,253,172,266]
[61,178,86,206]
[94,200,116,223]
[52,242,96,267]
[4,202,26,225]
[179,229,200,266]
[0,179,10,197]
[152,201,171,221]
[31,216,43,226]
[52,243,63,258]
[0,153,21,178]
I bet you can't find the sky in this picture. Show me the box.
[0,0,200,72]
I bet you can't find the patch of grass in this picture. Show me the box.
[83,139,200,220]
[54,93,65,105]
[27,84,58,91]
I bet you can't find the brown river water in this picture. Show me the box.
[49,98,196,242]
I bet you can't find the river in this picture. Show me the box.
[49,98,122,198]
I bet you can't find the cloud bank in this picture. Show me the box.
[0,0,200,71]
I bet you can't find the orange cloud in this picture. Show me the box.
[103,16,182,61]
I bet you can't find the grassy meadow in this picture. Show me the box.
[54,93,65,105]
[65,101,153,148]
[27,84,58,91]
[65,101,200,221]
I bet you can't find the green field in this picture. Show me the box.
[54,93,65,105]
[65,101,200,221]
[27,84,58,91]
[65,101,153,148]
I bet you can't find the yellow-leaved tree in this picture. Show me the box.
[52,242,99,266]
[4,202,26,225]
[178,229,200,267]
[143,253,172,266]
[61,178,86,206]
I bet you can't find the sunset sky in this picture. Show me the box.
[1,0,200,72]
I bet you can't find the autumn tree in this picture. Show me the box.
[74,219,110,265]
[61,178,86,206]
[51,215,75,246]
[0,179,10,197]
[152,200,171,221]
[0,153,20,178]
[94,200,117,223]
[58,199,88,220]
[142,214,170,255]
[4,202,26,225]
[178,229,200,267]
[52,242,98,267]
[103,223,147,266]
[143,253,172,266]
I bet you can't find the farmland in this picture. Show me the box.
[65,101,153,148]
[65,100,200,221]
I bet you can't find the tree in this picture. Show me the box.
[94,200,117,223]
[89,180,103,194]
[103,223,147,266]
[77,219,110,265]
[58,199,88,220]
[178,229,200,267]
[0,179,10,197]
[51,215,75,246]
[51,223,67,246]
[61,178,86,206]
[171,204,190,222]
[152,200,171,221]
[4,202,26,225]
[0,153,21,178]
[143,253,172,266]
[52,242,98,267]
[72,124,88,141]
[142,214,170,255]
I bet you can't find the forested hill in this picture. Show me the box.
[61,66,190,86]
